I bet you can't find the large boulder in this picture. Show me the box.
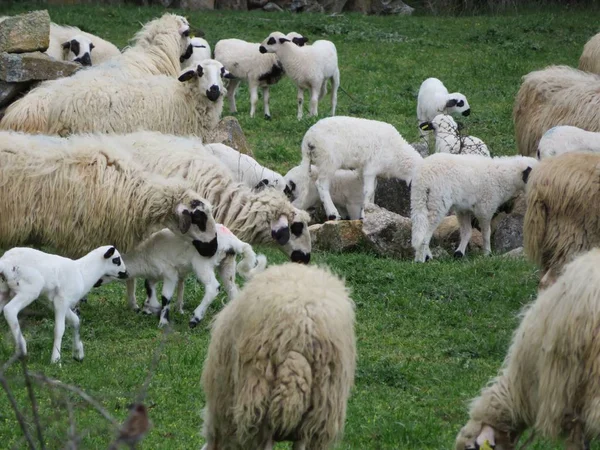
[362,203,413,258]
[179,0,216,9]
[374,177,411,217]
[208,116,253,157]
[309,220,365,252]
[0,52,80,83]
[492,214,524,254]
[433,215,484,255]
[215,0,248,9]
[0,10,50,54]
[371,0,414,14]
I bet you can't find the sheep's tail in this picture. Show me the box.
[523,183,546,268]
[236,244,267,280]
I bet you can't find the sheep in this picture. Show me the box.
[214,32,307,119]
[537,125,600,160]
[0,131,218,263]
[419,114,490,157]
[284,164,367,220]
[182,36,212,69]
[44,60,230,141]
[205,142,287,193]
[524,152,600,290]
[296,116,423,220]
[46,23,121,66]
[0,245,128,364]
[578,31,600,75]
[259,31,339,120]
[513,65,600,158]
[411,153,537,262]
[200,263,356,450]
[455,247,600,450]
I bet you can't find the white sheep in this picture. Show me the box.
[419,114,490,157]
[214,32,306,119]
[259,31,339,120]
[536,125,600,160]
[46,23,121,66]
[205,142,287,193]
[297,116,423,220]
[182,36,212,69]
[0,245,128,364]
[285,164,367,220]
[200,263,356,450]
[411,153,537,262]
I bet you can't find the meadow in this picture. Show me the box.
[0,2,598,448]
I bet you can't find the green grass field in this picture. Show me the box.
[0,2,598,449]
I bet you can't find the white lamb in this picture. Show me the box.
[0,246,128,364]
[537,125,600,160]
[205,143,287,193]
[46,23,121,66]
[411,153,538,262]
[259,31,339,120]
[182,37,212,69]
[419,114,490,157]
[297,116,423,220]
[285,164,367,220]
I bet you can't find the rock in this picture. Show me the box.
[344,0,372,13]
[410,141,430,158]
[179,0,215,9]
[432,215,484,255]
[362,203,413,258]
[0,52,80,83]
[320,0,348,12]
[290,0,325,12]
[502,247,524,259]
[309,220,365,252]
[374,177,411,217]
[493,214,524,254]
[0,80,31,107]
[215,0,248,9]
[371,0,414,14]
[0,10,50,54]
[209,116,253,157]
[263,1,284,10]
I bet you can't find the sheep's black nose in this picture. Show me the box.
[118,271,129,279]
[206,85,220,101]
[75,53,92,66]
[462,108,471,116]
[259,46,267,54]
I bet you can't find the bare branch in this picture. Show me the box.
[20,358,46,450]
[0,371,37,450]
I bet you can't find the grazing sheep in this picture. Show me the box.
[297,116,422,220]
[182,36,212,69]
[513,65,600,158]
[455,248,600,450]
[200,263,356,450]
[579,32,600,75]
[47,23,121,66]
[259,31,339,120]
[524,152,600,289]
[0,245,128,364]
[411,153,537,262]
[419,114,490,157]
[537,125,600,160]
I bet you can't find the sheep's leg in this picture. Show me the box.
[479,217,492,255]
[297,88,304,120]
[158,276,178,328]
[66,308,84,362]
[346,203,363,221]
[227,79,240,114]
[417,209,446,262]
[362,171,378,215]
[309,85,319,117]
[331,69,339,116]
[315,176,341,220]
[454,212,473,258]
[142,279,162,315]
[249,80,259,119]
[189,269,220,329]
[51,302,68,364]
[218,255,239,300]
[126,278,139,312]
[175,278,185,314]
[4,290,40,358]
[262,86,271,120]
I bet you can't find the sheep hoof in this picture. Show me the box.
[264,114,271,120]
[189,317,201,329]
[327,215,340,221]
[424,255,431,262]
[158,319,169,328]
[73,307,81,317]
[73,356,84,363]
[453,250,464,259]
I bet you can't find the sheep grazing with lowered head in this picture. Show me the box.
[200,263,356,450]
[46,23,121,66]
[536,125,600,160]
[524,152,600,290]
[419,114,490,157]
[296,116,423,220]
[579,31,600,75]
[513,65,600,158]
[259,31,339,120]
[455,247,600,450]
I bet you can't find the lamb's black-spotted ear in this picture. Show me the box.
[103,247,116,259]
[292,36,309,46]
[419,121,433,131]
[196,64,204,77]
[267,37,276,45]
[178,70,197,82]
[221,66,234,79]
[62,41,71,50]
[179,209,192,233]
[522,166,533,183]
[291,222,304,237]
[279,37,290,44]
[446,98,458,108]
[254,179,270,191]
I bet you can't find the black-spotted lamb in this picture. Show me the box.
[419,114,490,157]
[47,23,121,66]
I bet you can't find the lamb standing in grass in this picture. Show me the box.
[259,31,339,120]
[297,116,422,220]
[455,248,600,450]
[536,125,600,160]
[200,263,356,449]
[419,114,490,157]
[411,153,537,262]
[0,246,128,364]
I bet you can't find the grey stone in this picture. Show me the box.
[343,0,372,13]
[208,116,253,157]
[309,220,365,252]
[362,203,413,258]
[263,1,284,10]
[320,0,348,13]
[0,52,80,82]
[215,0,248,9]
[371,0,414,15]
[290,0,325,12]
[410,140,430,158]
[493,214,524,254]
[180,0,216,9]
[0,10,50,54]
[0,80,31,107]
[374,177,411,217]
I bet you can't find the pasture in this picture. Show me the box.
[0,2,598,448]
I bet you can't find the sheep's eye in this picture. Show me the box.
[267,37,276,45]
[457,100,465,107]
[112,257,121,266]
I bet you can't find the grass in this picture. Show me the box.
[0,2,598,449]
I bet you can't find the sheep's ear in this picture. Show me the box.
[419,121,433,131]
[446,98,458,108]
[103,247,116,259]
[522,166,532,183]
[221,66,234,79]
[292,36,308,46]
[178,69,197,82]
[179,209,192,233]
[291,222,304,237]
[191,209,208,232]
[62,40,71,50]
[196,64,204,77]
[90,42,95,50]
[279,37,290,44]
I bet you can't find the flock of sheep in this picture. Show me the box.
[1,10,600,449]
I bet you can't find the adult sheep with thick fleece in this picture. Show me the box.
[200,263,356,450]
[297,116,422,220]
[513,65,600,158]
[46,23,121,66]
[259,31,339,120]
[536,125,600,160]
[419,114,490,157]
[411,153,537,262]
[455,248,600,450]
[579,31,600,75]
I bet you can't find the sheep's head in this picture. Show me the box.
[182,37,212,69]
[421,114,460,136]
[259,31,290,54]
[62,35,94,66]
[276,208,312,264]
[92,246,129,288]
[455,421,517,450]
[174,192,219,258]
[287,31,309,46]
[446,92,471,116]
[178,59,232,102]
[175,15,193,63]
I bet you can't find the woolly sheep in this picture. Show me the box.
[513,65,600,158]
[285,164,367,220]
[0,245,128,364]
[0,131,218,261]
[419,114,490,157]
[200,263,356,449]
[47,23,121,66]
[524,152,600,290]
[578,31,600,75]
[182,36,212,69]
[297,116,422,220]
[259,31,339,120]
[537,125,600,160]
[411,153,537,262]
[205,142,287,193]
[455,248,600,450]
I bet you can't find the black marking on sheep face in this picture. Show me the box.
[178,70,196,83]
[254,179,269,191]
[522,166,532,184]
[453,250,464,259]
[259,45,267,54]
[279,37,290,44]
[74,52,92,66]
[93,279,103,288]
[291,222,304,237]
[193,237,218,257]
[182,28,190,37]
[103,247,116,259]
[272,226,290,245]
[63,39,80,56]
[291,251,310,264]
[457,100,465,107]
[112,256,121,266]
[258,62,285,85]
[144,280,153,298]
[191,210,208,231]
[180,43,193,62]
[118,271,129,279]
[267,37,276,45]
[292,36,309,46]
[446,99,458,108]
[206,85,221,102]
[179,209,192,233]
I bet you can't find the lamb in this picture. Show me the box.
[419,114,490,157]
[297,116,423,220]
[523,152,600,290]
[0,245,128,364]
[455,248,600,450]
[182,36,212,69]
[214,32,307,119]
[205,142,287,193]
[578,31,600,75]
[536,125,600,160]
[259,31,339,120]
[411,153,537,262]
[200,263,356,450]
[46,23,121,66]
[513,65,600,158]
[284,164,367,220]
